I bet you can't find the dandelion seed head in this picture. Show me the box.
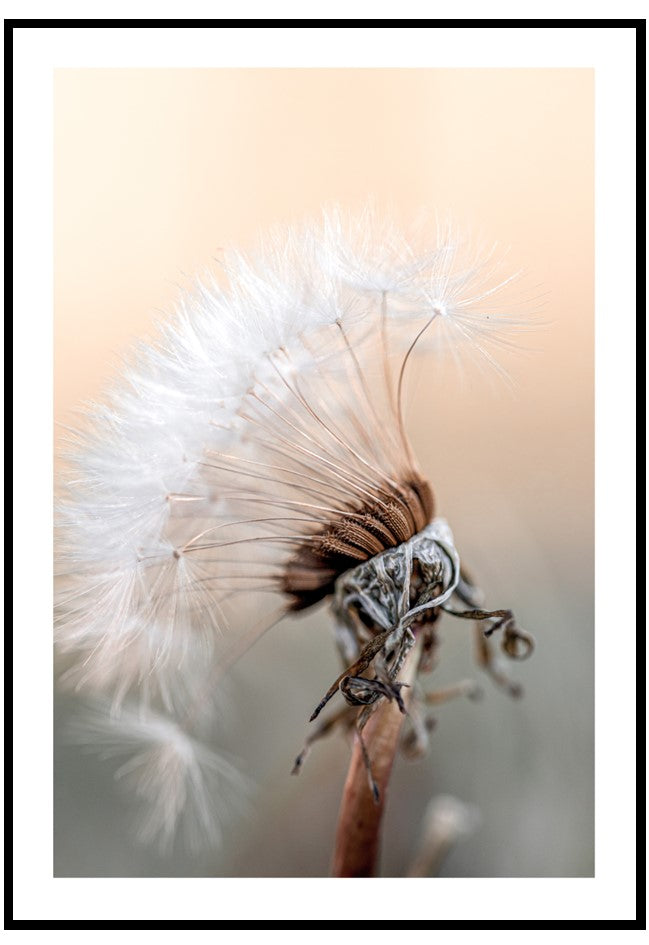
[56,205,536,851]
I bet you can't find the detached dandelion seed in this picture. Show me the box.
[55,206,536,870]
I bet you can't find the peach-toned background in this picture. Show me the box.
[54,69,593,877]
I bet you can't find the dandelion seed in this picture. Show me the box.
[67,699,248,854]
[55,207,535,856]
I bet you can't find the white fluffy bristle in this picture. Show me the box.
[56,206,532,850]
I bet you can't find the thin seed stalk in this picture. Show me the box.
[331,636,422,877]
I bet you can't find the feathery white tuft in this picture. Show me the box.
[68,699,248,854]
[56,206,533,849]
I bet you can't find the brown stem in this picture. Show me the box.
[331,637,422,877]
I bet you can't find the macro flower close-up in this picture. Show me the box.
[53,66,594,883]
[56,208,536,874]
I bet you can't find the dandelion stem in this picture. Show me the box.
[331,635,423,878]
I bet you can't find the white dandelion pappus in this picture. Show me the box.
[67,698,248,854]
[55,206,534,849]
